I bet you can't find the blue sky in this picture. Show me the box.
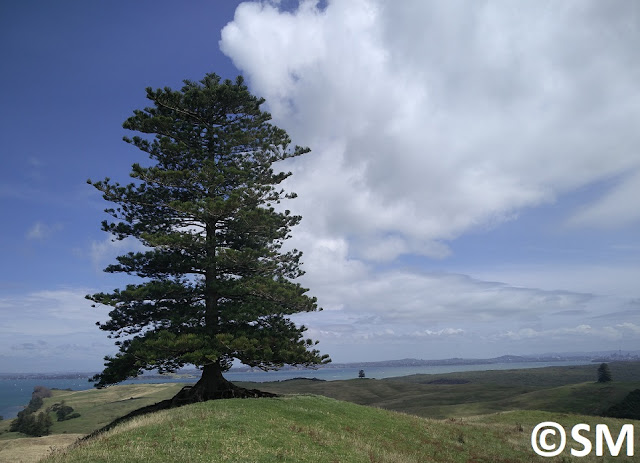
[1,0,639,372]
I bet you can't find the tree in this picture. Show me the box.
[358,369,365,379]
[87,73,329,403]
[597,363,612,383]
[10,410,52,436]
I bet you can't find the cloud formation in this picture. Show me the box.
[221,0,640,261]
[219,1,640,360]
[0,288,114,371]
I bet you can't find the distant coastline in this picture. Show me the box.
[1,356,634,420]
[2,349,638,380]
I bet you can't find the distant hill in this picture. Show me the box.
[3,363,640,463]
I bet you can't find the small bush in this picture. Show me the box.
[50,402,81,421]
[597,363,612,383]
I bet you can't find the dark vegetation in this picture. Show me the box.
[7,387,82,437]
[597,362,613,383]
[9,386,54,436]
[50,403,81,422]
[86,72,328,408]
[603,388,640,420]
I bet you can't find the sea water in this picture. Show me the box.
[0,361,591,419]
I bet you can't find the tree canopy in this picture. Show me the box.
[597,363,612,383]
[87,73,329,400]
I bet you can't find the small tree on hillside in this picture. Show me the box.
[358,369,365,379]
[87,73,329,403]
[597,363,612,383]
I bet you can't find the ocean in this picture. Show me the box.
[0,360,591,420]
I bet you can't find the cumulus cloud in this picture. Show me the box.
[217,0,640,360]
[221,0,640,262]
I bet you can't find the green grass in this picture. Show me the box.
[238,362,640,419]
[43,395,639,463]
[0,383,184,440]
[3,362,640,462]
[45,383,185,435]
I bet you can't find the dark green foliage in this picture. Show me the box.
[24,396,43,414]
[597,363,612,383]
[358,369,365,379]
[50,402,81,421]
[87,73,329,391]
[603,389,640,420]
[9,386,53,435]
[10,410,52,436]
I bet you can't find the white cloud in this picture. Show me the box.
[90,234,148,272]
[0,288,110,337]
[470,264,640,299]
[494,323,627,342]
[0,288,115,371]
[566,169,640,229]
[413,328,465,337]
[216,0,640,360]
[26,221,62,240]
[292,263,640,356]
[616,322,640,335]
[221,0,640,263]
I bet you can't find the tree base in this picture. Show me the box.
[169,383,276,406]
[83,375,277,441]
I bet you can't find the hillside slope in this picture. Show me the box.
[43,395,637,463]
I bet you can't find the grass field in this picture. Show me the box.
[0,383,184,462]
[1,362,639,462]
[237,362,640,419]
[41,396,640,463]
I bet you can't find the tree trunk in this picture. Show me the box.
[170,362,277,406]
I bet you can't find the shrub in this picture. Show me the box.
[597,363,612,383]
[50,402,81,421]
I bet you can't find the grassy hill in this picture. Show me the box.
[41,396,639,463]
[238,362,640,419]
[1,362,639,462]
[0,384,184,463]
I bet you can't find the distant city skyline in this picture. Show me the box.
[2,1,640,373]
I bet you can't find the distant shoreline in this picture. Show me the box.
[2,351,638,380]
[1,359,632,420]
